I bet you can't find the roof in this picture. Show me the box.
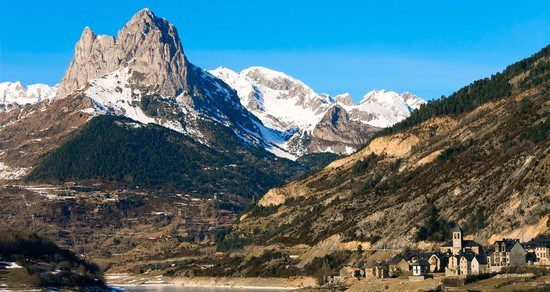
[441,239,481,248]
[411,253,432,261]
[429,252,448,262]
[387,256,404,265]
[463,240,482,247]
[523,236,550,248]
[493,239,521,252]
[474,255,487,265]
[441,240,453,247]
[458,251,476,261]
[452,225,462,233]
[411,259,429,266]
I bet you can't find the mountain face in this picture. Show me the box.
[55,9,266,148]
[210,66,331,133]
[26,115,303,201]
[0,82,57,111]
[210,67,425,155]
[233,45,549,250]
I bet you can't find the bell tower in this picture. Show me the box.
[452,225,463,254]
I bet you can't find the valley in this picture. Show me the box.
[0,5,548,291]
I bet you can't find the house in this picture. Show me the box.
[388,257,410,277]
[428,252,448,272]
[446,251,486,276]
[522,236,550,265]
[340,266,364,280]
[487,238,526,271]
[439,225,483,255]
[459,253,473,276]
[471,255,488,275]
[446,254,460,276]
[365,262,388,279]
[411,259,430,276]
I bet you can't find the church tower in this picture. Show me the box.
[452,224,463,254]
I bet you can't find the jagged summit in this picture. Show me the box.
[57,8,189,98]
[333,93,355,106]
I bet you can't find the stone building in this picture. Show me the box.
[439,225,483,255]
[365,265,388,279]
[487,238,526,271]
[411,259,430,276]
[471,255,488,275]
[388,257,411,277]
[339,266,364,280]
[428,252,448,272]
[446,252,487,276]
[522,236,550,265]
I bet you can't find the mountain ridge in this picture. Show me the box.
[210,66,425,155]
[232,44,549,250]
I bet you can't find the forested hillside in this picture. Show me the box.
[27,116,305,200]
[0,231,104,288]
[379,44,549,137]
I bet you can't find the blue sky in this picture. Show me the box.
[1,1,549,101]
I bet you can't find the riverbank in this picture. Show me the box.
[107,273,317,290]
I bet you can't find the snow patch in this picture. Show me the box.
[84,68,185,133]
[0,82,58,111]
[0,162,28,180]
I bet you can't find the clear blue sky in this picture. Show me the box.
[1,1,549,101]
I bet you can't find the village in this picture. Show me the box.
[331,225,550,287]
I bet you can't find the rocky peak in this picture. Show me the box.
[312,104,378,146]
[57,8,189,98]
[334,93,355,106]
[401,91,426,110]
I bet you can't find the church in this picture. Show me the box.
[439,225,483,255]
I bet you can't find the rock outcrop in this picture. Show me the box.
[57,8,189,98]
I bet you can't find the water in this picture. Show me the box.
[117,285,291,292]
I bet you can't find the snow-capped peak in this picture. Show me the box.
[210,66,332,132]
[333,93,355,106]
[401,91,426,110]
[0,81,58,111]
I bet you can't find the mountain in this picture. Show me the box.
[232,45,549,250]
[210,67,425,155]
[1,12,425,160]
[0,9,309,200]
[210,66,331,133]
[0,82,57,111]
[0,8,426,198]
[55,9,268,149]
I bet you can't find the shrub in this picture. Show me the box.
[416,203,455,242]
[352,153,379,174]
[216,237,252,252]
[521,119,549,143]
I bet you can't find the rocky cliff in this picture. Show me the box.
[57,8,188,98]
